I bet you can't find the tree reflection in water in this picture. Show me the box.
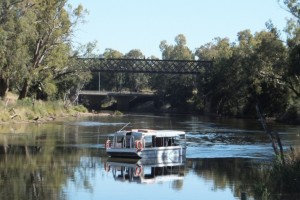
[0,117,288,200]
[0,145,269,200]
[186,158,268,198]
[0,145,102,200]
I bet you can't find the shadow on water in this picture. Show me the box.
[0,114,299,199]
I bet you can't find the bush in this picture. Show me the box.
[278,101,300,124]
[73,105,88,113]
[254,147,300,199]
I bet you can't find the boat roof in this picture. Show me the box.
[114,129,185,137]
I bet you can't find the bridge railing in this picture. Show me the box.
[77,58,213,74]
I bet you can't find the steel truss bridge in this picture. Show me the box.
[78,58,213,74]
[78,58,213,110]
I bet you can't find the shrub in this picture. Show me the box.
[254,147,300,199]
[73,105,88,113]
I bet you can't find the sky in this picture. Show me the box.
[68,0,291,58]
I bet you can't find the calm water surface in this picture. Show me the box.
[0,114,299,200]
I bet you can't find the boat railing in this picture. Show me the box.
[110,131,186,149]
[112,135,137,149]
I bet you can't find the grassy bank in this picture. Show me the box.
[0,93,89,123]
[254,148,300,199]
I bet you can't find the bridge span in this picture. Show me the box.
[77,58,213,111]
[78,58,213,74]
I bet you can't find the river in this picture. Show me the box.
[0,113,299,200]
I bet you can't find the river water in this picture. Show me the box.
[0,113,299,200]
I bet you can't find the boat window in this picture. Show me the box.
[116,136,124,143]
[167,137,174,146]
[131,132,142,140]
[144,136,152,148]
[155,137,164,147]
[154,137,180,147]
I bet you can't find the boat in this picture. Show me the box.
[105,128,186,159]
[104,157,185,184]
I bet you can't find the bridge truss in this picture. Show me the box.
[78,58,213,74]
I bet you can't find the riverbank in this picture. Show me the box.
[0,93,114,124]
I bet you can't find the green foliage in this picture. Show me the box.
[194,28,291,118]
[160,34,194,60]
[85,48,123,91]
[123,49,149,92]
[253,147,300,198]
[73,105,88,113]
[279,99,300,124]
[155,34,195,110]
[0,0,90,100]
[113,110,123,116]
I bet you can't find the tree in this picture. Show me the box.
[123,49,148,92]
[194,27,289,117]
[0,0,33,98]
[156,34,195,110]
[53,42,96,103]
[13,0,86,99]
[251,28,289,113]
[160,34,193,60]
[280,0,300,98]
[279,0,300,22]
[85,48,124,91]
[195,37,235,114]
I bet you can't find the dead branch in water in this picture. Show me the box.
[256,103,285,165]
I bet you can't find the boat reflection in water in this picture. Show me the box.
[104,156,185,184]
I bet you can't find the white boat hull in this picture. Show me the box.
[106,146,186,159]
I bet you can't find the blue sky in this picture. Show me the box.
[69,0,290,58]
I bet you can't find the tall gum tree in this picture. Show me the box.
[0,0,33,99]
[123,49,147,92]
[195,37,234,114]
[16,0,86,99]
[279,0,300,98]
[157,34,194,109]
[102,48,124,91]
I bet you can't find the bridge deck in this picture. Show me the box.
[78,90,154,97]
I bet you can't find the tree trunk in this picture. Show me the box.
[0,77,9,99]
[18,79,29,99]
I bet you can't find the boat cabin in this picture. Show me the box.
[109,129,185,149]
[105,129,186,158]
